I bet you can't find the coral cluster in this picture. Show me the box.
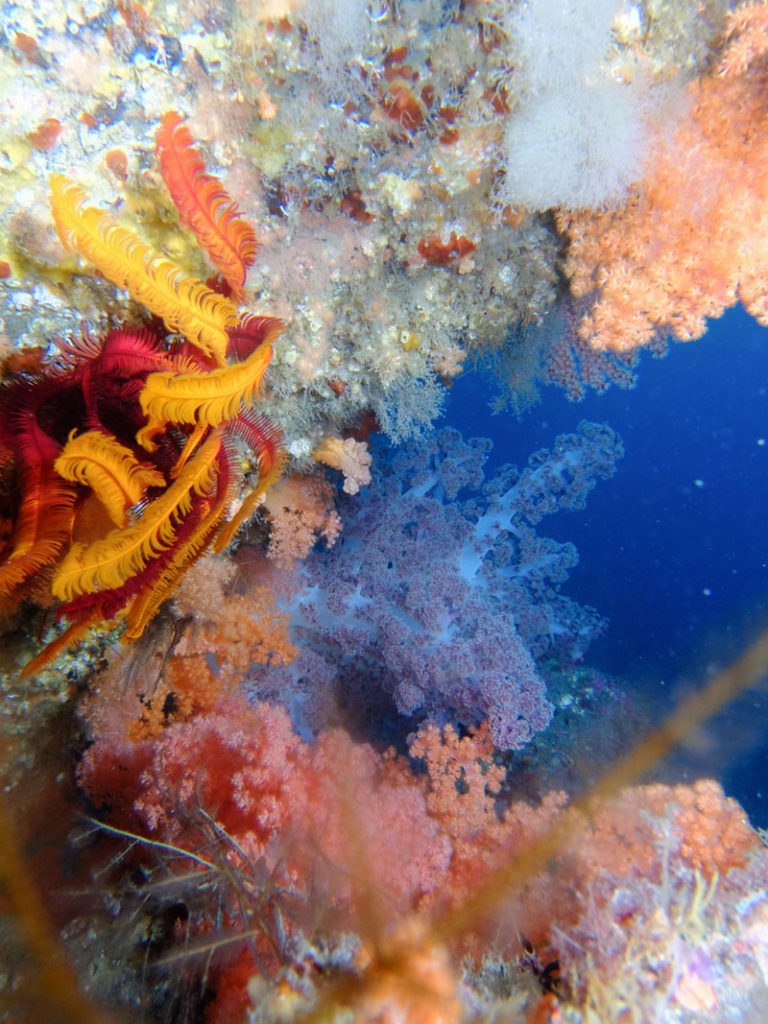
[2,2,768,1022]
[76,689,768,1024]
[1,0,758,436]
[0,0,734,441]
[248,422,622,749]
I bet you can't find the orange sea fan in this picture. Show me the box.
[54,429,166,527]
[156,111,258,297]
[50,175,238,365]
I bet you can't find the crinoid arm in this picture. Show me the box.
[156,111,259,297]
[50,175,237,365]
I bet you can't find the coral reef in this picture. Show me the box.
[1,2,768,1023]
[247,422,622,748]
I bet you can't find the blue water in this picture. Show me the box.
[443,306,768,824]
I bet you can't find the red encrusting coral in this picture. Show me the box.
[418,231,476,267]
[28,117,63,151]
[381,81,426,130]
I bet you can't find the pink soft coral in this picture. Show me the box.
[263,471,342,568]
[78,700,763,1019]
[80,695,449,926]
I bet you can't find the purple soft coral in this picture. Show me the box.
[249,421,623,750]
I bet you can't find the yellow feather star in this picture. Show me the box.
[136,323,281,451]
[124,487,231,641]
[50,175,238,365]
[54,429,166,527]
[51,431,222,602]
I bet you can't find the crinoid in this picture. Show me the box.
[0,115,285,672]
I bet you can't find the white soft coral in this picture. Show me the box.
[296,0,373,66]
[499,0,652,211]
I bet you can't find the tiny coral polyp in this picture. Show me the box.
[0,113,285,671]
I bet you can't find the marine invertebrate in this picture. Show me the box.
[50,176,238,366]
[250,423,621,748]
[7,9,768,1024]
[53,429,225,604]
[262,471,342,568]
[0,381,74,609]
[0,116,286,668]
[135,315,281,452]
[313,434,372,495]
[76,673,768,1024]
[54,429,166,527]
[498,0,652,212]
[559,0,768,354]
[155,111,258,299]
[417,232,476,268]
[0,321,283,664]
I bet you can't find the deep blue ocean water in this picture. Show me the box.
[442,307,768,826]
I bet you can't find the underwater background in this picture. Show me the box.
[2,0,768,1021]
[446,305,768,829]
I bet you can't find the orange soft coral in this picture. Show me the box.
[313,435,372,495]
[263,471,342,567]
[406,722,568,926]
[77,691,765,1017]
[559,3,768,354]
[175,587,297,683]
